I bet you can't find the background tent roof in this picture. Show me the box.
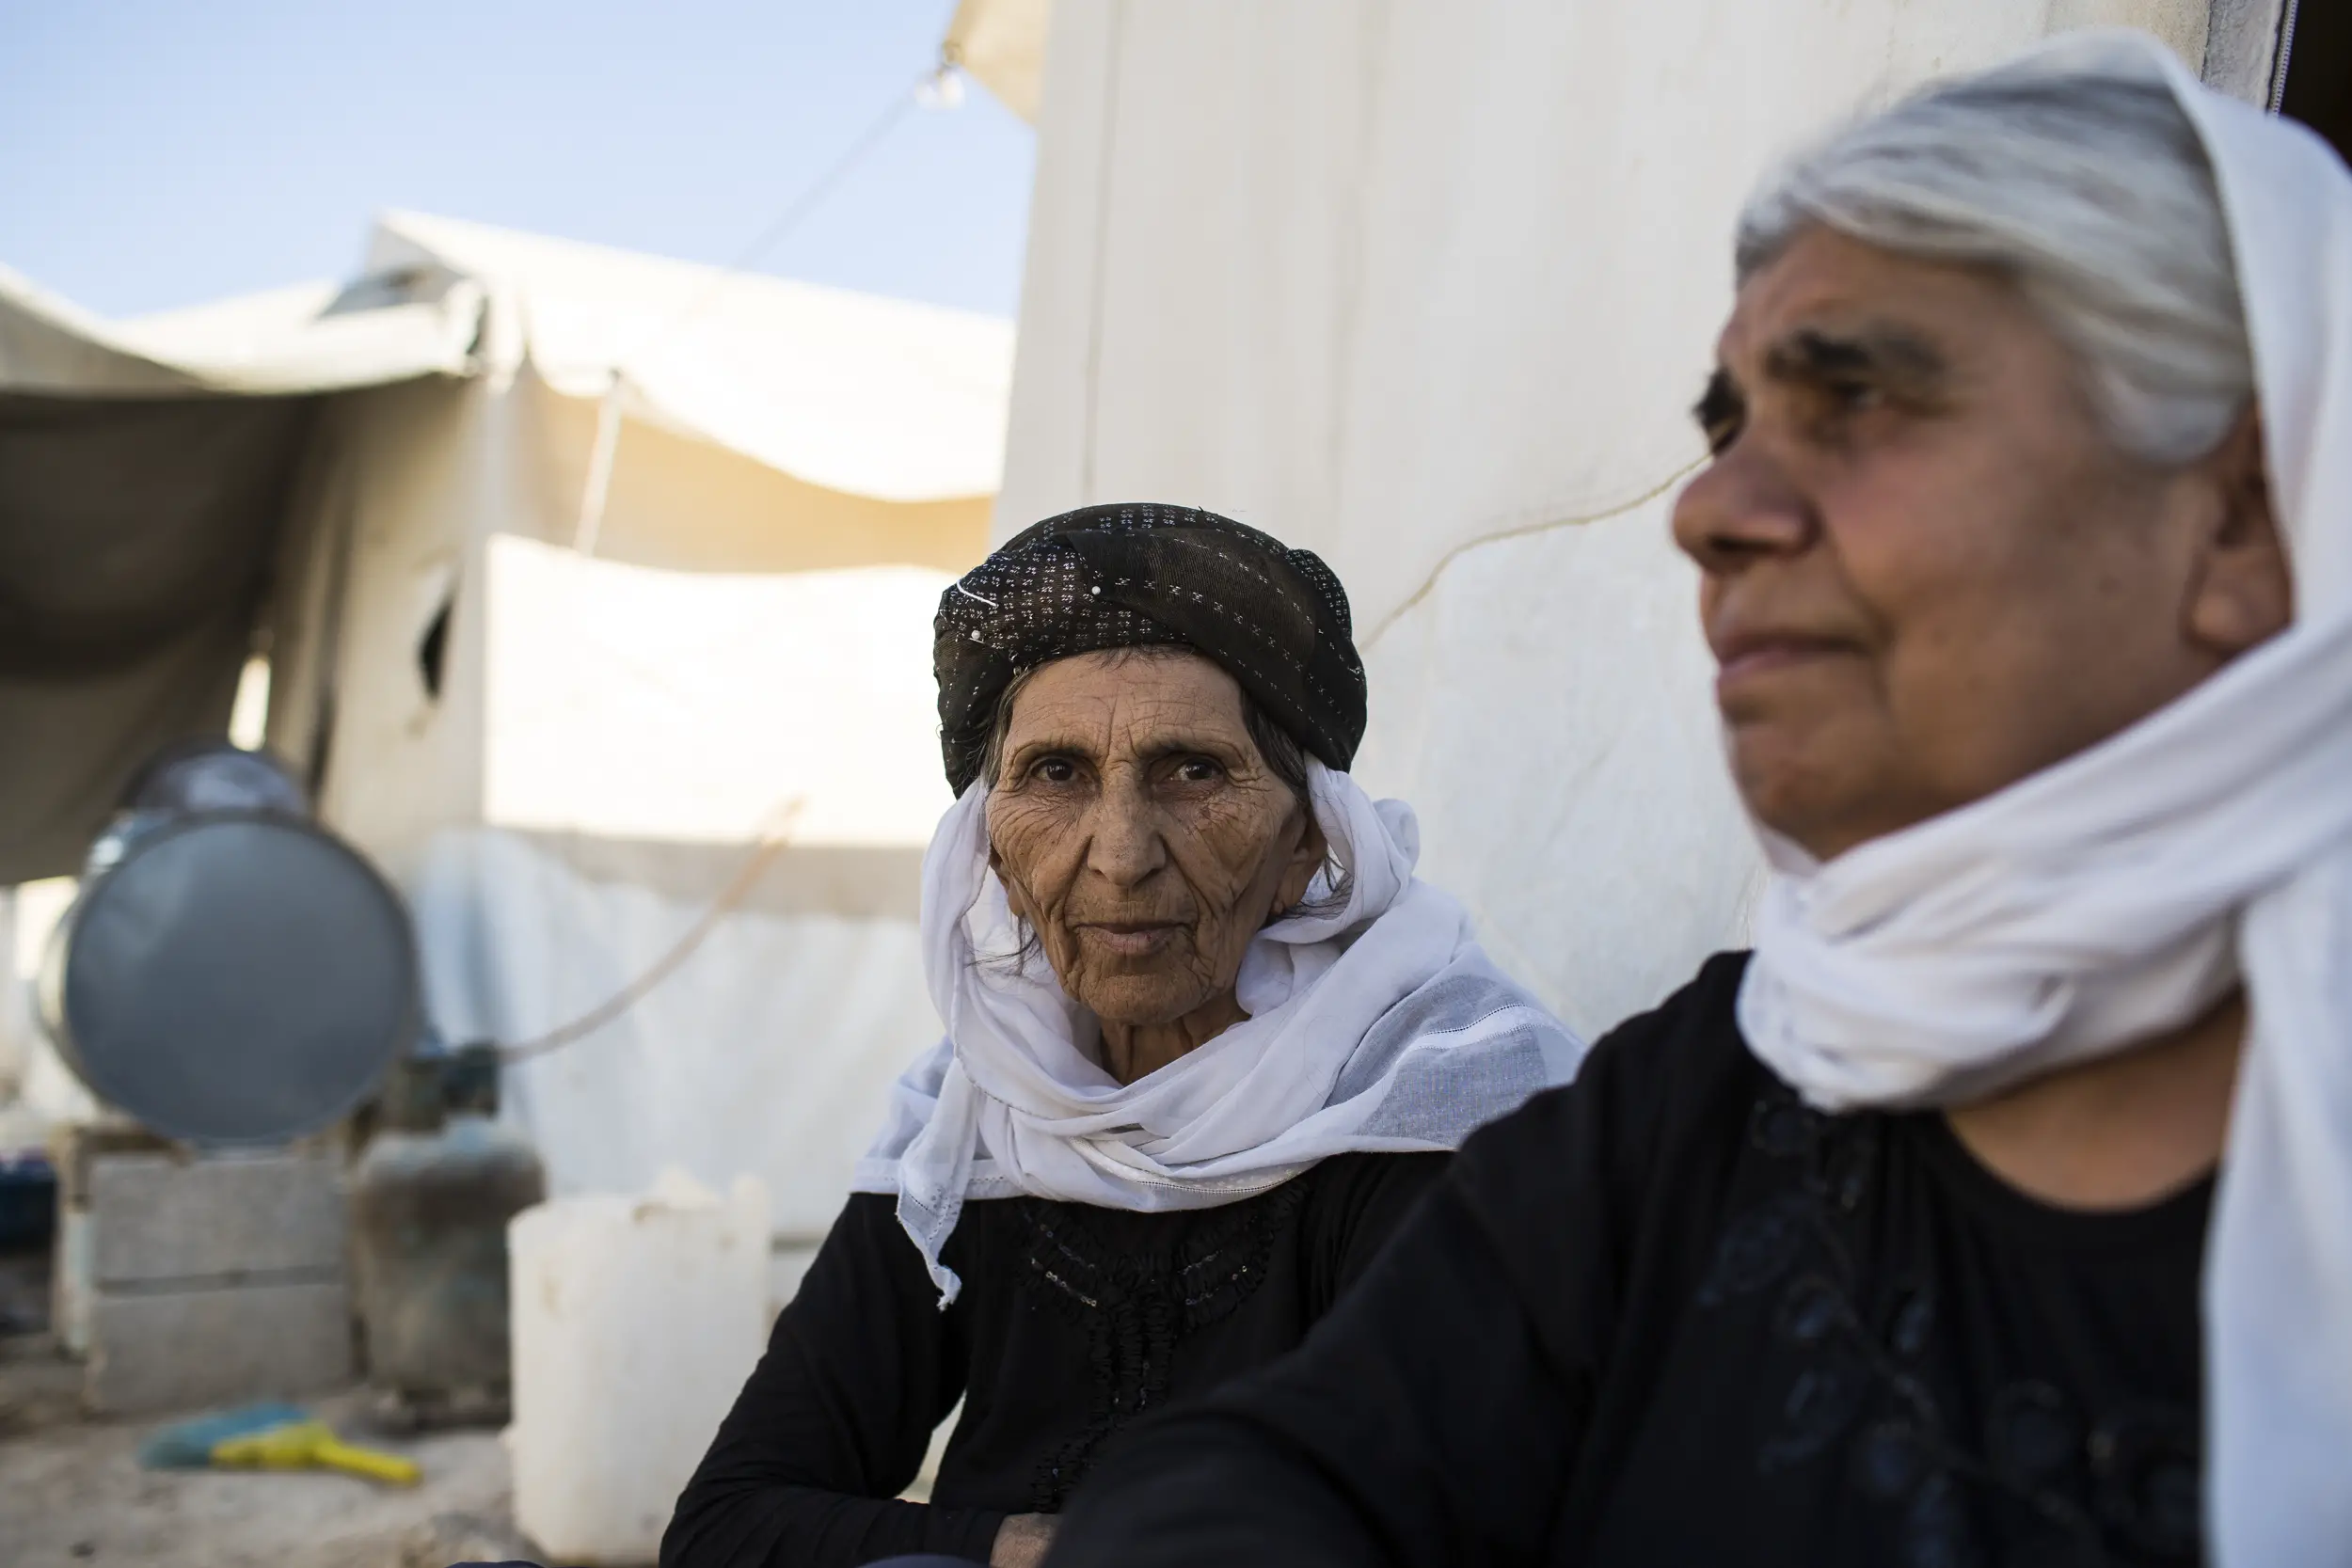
[1,214,1017,882]
[368,211,1015,504]
[1,251,484,882]
[0,263,480,397]
[946,0,1053,123]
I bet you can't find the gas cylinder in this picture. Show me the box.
[349,1042,546,1428]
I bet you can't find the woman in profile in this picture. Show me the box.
[1044,35,2352,1568]
[660,503,1583,1568]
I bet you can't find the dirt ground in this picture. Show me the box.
[0,1326,540,1568]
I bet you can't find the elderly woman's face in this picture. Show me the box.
[986,649,1326,1030]
[1674,226,2286,861]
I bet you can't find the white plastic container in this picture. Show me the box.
[509,1170,771,1565]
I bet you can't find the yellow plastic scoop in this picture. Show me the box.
[210,1420,421,1486]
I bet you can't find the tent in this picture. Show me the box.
[0,258,479,883]
[2,214,1015,1265]
[965,0,2277,1044]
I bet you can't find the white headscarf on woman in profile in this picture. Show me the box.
[1733,33,2352,1564]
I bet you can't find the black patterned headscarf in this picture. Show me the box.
[934,503,1367,794]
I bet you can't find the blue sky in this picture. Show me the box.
[0,0,1037,321]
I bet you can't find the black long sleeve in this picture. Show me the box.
[662,1149,1451,1568]
[1045,997,1680,1568]
[660,1194,1008,1568]
[1046,954,2217,1568]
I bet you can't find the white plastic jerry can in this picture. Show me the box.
[508,1170,771,1565]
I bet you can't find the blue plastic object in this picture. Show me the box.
[139,1402,314,1468]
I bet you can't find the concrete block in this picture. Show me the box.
[47,1123,169,1208]
[85,1278,355,1416]
[88,1149,346,1285]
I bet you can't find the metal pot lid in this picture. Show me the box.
[124,739,309,817]
[56,814,418,1145]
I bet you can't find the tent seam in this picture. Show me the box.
[1361,454,1708,648]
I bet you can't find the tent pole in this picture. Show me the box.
[573,373,625,558]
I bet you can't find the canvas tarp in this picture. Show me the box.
[250,224,1009,1227]
[994,0,2221,1041]
[420,542,961,1230]
[0,262,485,882]
[4,211,1012,882]
[367,212,1013,507]
[478,538,955,847]
[5,218,1014,1236]
[0,262,482,398]
[408,542,957,1237]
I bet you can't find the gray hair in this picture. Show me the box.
[1737,59,2252,467]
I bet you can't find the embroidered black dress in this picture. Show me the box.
[659,1150,1446,1568]
[1048,953,2210,1568]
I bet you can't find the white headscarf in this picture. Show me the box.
[855,760,1584,1303]
[1736,33,2352,1565]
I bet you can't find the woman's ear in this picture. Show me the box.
[2185,407,2293,657]
[1273,806,1329,914]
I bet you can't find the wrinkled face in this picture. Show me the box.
[986,649,1326,1029]
[1674,226,2283,862]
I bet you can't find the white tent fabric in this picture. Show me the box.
[266,228,1013,1243]
[1,263,479,396]
[995,0,2219,1040]
[6,216,1014,1257]
[480,538,954,847]
[435,540,974,1250]
[410,827,942,1244]
[369,212,1014,506]
[446,540,961,1240]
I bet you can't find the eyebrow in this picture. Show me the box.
[1005,727,1250,768]
[1760,324,1951,399]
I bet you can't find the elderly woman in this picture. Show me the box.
[660,505,1583,1568]
[1044,33,2352,1568]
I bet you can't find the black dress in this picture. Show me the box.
[660,1149,1448,1568]
[1047,953,2211,1568]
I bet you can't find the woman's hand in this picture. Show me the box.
[992,1511,1058,1568]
